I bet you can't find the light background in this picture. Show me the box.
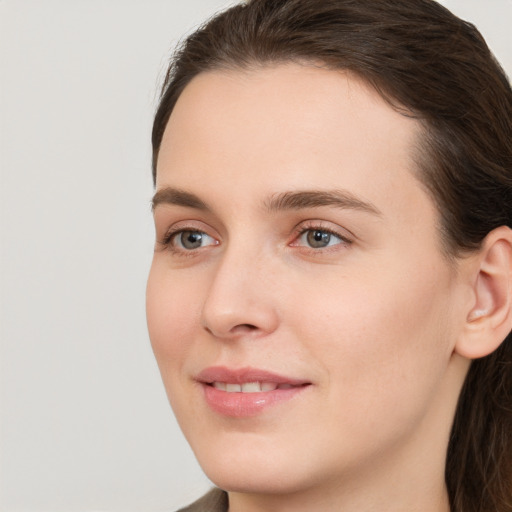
[0,1,510,511]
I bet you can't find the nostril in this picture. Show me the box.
[233,323,258,333]
[203,323,258,338]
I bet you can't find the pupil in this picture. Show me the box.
[182,231,202,249]
[307,230,331,248]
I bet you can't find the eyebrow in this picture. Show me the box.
[152,187,381,216]
[265,190,382,216]
[152,188,209,211]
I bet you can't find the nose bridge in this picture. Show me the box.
[201,236,279,338]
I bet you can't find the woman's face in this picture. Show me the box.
[147,64,470,498]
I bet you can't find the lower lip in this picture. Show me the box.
[202,384,309,417]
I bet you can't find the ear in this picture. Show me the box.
[455,226,512,360]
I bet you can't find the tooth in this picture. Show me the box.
[226,383,242,392]
[261,382,278,392]
[213,382,226,391]
[241,382,261,393]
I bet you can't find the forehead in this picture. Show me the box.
[156,63,431,223]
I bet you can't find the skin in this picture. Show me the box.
[146,64,478,512]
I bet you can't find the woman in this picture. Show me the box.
[146,0,512,510]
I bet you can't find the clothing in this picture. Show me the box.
[176,488,228,512]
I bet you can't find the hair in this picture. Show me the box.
[151,1,512,510]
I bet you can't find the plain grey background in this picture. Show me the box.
[0,1,510,511]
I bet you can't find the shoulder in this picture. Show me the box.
[176,488,228,512]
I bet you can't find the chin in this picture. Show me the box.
[190,433,329,496]
[205,463,314,496]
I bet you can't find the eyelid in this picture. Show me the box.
[157,220,220,252]
[289,220,354,249]
[171,230,218,250]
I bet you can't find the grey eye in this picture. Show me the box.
[175,231,215,250]
[306,230,334,248]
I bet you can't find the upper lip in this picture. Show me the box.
[196,366,311,386]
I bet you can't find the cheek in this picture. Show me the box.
[146,262,210,428]
[290,260,456,420]
[146,261,202,373]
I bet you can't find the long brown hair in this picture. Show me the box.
[151,1,512,510]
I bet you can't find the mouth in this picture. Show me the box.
[196,366,311,417]
[210,381,299,392]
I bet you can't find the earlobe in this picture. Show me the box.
[455,226,512,360]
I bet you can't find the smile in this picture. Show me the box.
[197,367,311,417]
[211,382,297,392]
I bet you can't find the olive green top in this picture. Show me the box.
[177,488,228,512]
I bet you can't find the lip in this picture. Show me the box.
[196,366,311,418]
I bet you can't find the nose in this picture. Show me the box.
[201,246,280,340]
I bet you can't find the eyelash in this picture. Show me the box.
[291,222,353,251]
[159,222,353,256]
[160,227,216,256]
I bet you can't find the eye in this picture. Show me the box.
[306,230,337,248]
[301,229,341,248]
[293,227,350,250]
[170,230,217,250]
